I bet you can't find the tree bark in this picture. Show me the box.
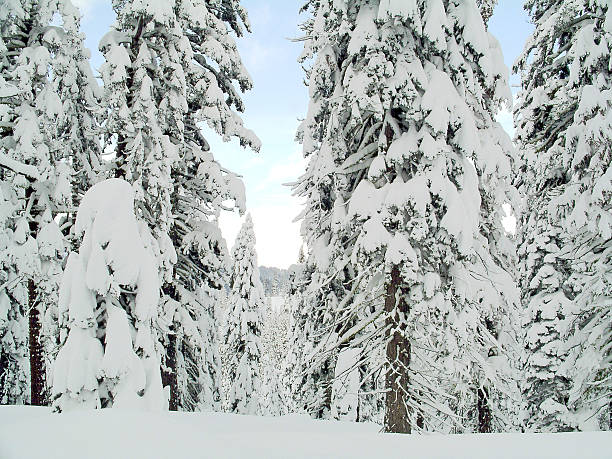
[477,386,492,433]
[161,323,178,411]
[384,265,411,433]
[26,182,45,407]
[28,278,45,406]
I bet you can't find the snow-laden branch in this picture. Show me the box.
[0,153,40,180]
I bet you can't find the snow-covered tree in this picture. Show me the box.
[0,0,100,406]
[51,178,164,411]
[476,0,497,25]
[514,0,611,431]
[223,214,264,415]
[100,0,259,411]
[260,299,290,416]
[0,182,29,404]
[295,0,520,433]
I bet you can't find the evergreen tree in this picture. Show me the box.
[296,0,519,433]
[514,0,611,431]
[0,0,100,406]
[100,0,259,411]
[0,181,29,404]
[224,214,264,415]
[40,0,103,404]
[260,303,289,416]
[476,0,497,25]
[290,0,372,419]
[51,178,165,411]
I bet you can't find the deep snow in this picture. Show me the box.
[0,406,610,459]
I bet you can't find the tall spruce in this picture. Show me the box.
[0,0,100,406]
[514,0,611,431]
[260,301,289,416]
[100,0,259,411]
[295,0,519,433]
[223,214,264,414]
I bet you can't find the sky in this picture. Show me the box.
[73,0,533,268]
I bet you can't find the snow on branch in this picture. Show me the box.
[0,153,40,180]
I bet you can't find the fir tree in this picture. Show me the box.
[224,214,264,415]
[296,0,519,433]
[100,0,259,411]
[476,0,497,25]
[260,302,289,416]
[0,0,100,406]
[514,0,611,431]
[51,178,165,411]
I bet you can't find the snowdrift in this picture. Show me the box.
[0,406,610,458]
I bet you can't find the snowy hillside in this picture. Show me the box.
[0,406,610,459]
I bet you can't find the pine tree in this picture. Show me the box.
[51,178,165,411]
[290,0,372,419]
[0,182,29,404]
[514,0,611,431]
[260,303,289,416]
[166,0,259,411]
[224,214,264,415]
[39,0,103,405]
[476,0,497,25]
[100,0,259,411]
[0,0,100,406]
[296,0,519,433]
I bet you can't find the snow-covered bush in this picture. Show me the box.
[52,179,164,412]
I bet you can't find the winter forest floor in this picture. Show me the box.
[0,406,610,459]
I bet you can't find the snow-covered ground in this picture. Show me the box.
[0,406,610,459]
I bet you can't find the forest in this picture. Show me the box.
[0,0,611,457]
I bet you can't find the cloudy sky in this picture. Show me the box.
[72,0,532,268]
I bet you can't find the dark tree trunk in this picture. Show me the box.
[161,323,178,411]
[478,318,497,433]
[322,357,334,418]
[384,265,411,433]
[26,183,45,406]
[477,386,492,433]
[416,400,424,430]
[28,278,45,406]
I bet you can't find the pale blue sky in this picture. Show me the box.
[74,0,533,268]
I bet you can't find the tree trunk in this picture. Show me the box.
[161,324,178,411]
[478,385,492,433]
[28,278,45,406]
[26,182,45,407]
[384,265,411,433]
